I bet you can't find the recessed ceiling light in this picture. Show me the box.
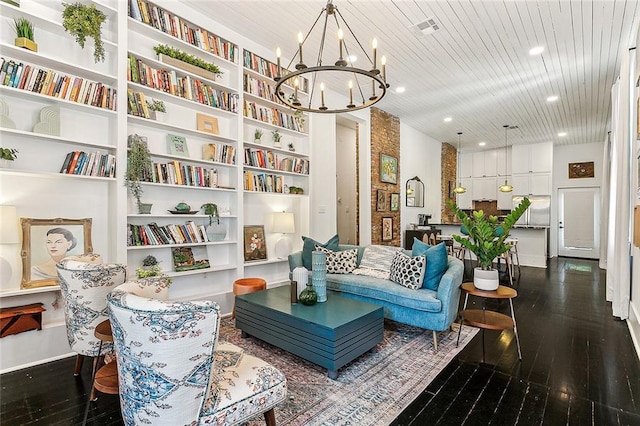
[546,95,558,102]
[478,142,486,146]
[347,54,357,63]
[443,117,452,122]
[395,86,406,94]
[529,46,544,55]
[558,132,567,137]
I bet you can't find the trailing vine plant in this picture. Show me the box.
[62,2,106,63]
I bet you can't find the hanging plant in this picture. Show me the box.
[62,2,106,63]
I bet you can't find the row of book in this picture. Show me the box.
[129,0,237,63]
[243,171,286,193]
[127,221,209,247]
[127,89,153,118]
[0,57,117,111]
[201,142,235,165]
[59,151,116,178]
[242,50,309,93]
[144,160,222,188]
[243,101,304,133]
[243,73,281,104]
[128,55,238,112]
[243,148,309,175]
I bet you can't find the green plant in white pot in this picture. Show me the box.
[126,134,153,214]
[448,197,531,290]
[201,203,226,241]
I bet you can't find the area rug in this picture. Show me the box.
[218,318,479,426]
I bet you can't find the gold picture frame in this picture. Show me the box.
[20,218,93,288]
[196,113,219,135]
[243,225,267,262]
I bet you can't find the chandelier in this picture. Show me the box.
[453,132,467,194]
[274,0,389,114]
[498,125,514,193]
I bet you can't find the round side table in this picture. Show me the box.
[232,278,267,318]
[456,282,521,360]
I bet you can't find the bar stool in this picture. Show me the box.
[232,278,266,318]
[506,238,521,277]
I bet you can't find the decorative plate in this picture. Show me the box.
[168,210,199,215]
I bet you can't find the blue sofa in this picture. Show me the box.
[288,244,464,349]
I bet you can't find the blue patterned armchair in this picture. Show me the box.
[56,257,127,376]
[107,280,287,425]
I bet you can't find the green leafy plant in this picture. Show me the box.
[146,98,166,112]
[448,198,531,270]
[137,255,172,282]
[153,44,222,76]
[14,17,34,40]
[272,129,281,143]
[254,129,263,140]
[201,202,219,225]
[62,2,106,63]
[125,134,153,209]
[0,148,18,161]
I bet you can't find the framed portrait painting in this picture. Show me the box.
[20,218,93,288]
[243,225,267,262]
[382,217,393,241]
[380,154,398,184]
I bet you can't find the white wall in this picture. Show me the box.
[400,123,442,248]
[549,142,605,258]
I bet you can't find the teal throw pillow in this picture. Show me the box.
[301,234,339,269]
[411,238,448,290]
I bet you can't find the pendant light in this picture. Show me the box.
[498,124,514,193]
[453,132,466,194]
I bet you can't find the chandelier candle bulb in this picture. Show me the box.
[297,32,305,68]
[338,28,344,58]
[372,38,378,71]
[276,47,282,79]
[381,55,386,82]
[320,82,327,110]
[294,78,299,102]
[348,80,355,108]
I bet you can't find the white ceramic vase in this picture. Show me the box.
[473,267,499,291]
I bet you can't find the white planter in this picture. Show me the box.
[473,267,499,291]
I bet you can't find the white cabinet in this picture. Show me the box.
[511,142,553,173]
[456,178,473,209]
[472,150,497,177]
[511,173,551,196]
[496,147,511,176]
[472,177,497,201]
[497,177,513,209]
[459,152,473,178]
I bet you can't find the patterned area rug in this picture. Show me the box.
[219,318,479,426]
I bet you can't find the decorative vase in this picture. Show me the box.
[154,111,166,122]
[138,203,153,214]
[473,267,499,291]
[292,266,309,297]
[273,140,282,149]
[299,282,318,305]
[254,138,261,144]
[206,220,227,241]
[312,250,327,302]
[15,37,37,52]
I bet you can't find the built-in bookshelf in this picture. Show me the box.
[242,49,309,93]
[243,148,309,174]
[243,100,305,132]
[59,150,116,177]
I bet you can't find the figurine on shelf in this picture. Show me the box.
[272,129,282,148]
[288,142,295,152]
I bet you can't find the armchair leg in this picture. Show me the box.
[432,330,438,352]
[264,408,276,426]
[74,354,85,376]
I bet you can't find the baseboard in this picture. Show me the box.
[627,302,640,361]
[0,352,75,375]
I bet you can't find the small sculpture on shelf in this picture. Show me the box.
[61,2,106,63]
[201,203,227,241]
[288,142,295,152]
[126,134,153,214]
[272,129,282,148]
[14,17,37,52]
[254,129,263,144]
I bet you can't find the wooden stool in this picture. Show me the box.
[233,278,266,318]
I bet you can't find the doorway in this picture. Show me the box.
[558,187,600,259]
[336,117,359,245]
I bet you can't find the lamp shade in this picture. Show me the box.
[272,212,295,234]
[0,205,19,244]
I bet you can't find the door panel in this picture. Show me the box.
[558,188,599,259]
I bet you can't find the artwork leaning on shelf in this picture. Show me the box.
[172,247,210,272]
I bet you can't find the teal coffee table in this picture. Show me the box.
[235,286,384,379]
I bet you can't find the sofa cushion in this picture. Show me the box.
[315,245,358,274]
[301,234,339,269]
[411,238,448,290]
[352,245,400,280]
[389,251,426,290]
[325,273,442,312]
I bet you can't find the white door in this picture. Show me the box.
[558,187,600,259]
[336,120,358,244]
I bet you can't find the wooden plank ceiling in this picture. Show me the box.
[185,0,638,151]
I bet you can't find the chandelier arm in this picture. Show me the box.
[315,7,331,67]
[334,7,374,66]
[283,7,327,71]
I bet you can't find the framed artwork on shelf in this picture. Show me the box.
[167,134,189,157]
[20,218,93,288]
[196,113,219,134]
[382,217,393,241]
[568,161,594,179]
[376,189,387,211]
[243,225,267,262]
[380,154,398,184]
[172,247,210,272]
[390,193,399,211]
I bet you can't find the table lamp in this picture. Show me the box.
[0,205,20,287]
[272,211,295,259]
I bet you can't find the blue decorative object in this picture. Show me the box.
[411,238,449,290]
[312,250,327,302]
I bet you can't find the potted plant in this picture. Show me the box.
[126,134,153,214]
[153,44,222,80]
[136,255,173,283]
[272,129,282,148]
[288,142,295,152]
[254,129,263,144]
[62,2,106,63]
[146,99,166,121]
[448,197,531,291]
[0,147,18,168]
[14,17,37,52]
[201,202,226,241]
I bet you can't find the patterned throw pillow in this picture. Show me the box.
[351,245,400,280]
[315,245,358,274]
[389,251,426,290]
[301,234,339,269]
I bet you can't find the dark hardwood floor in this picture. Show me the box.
[1,257,638,425]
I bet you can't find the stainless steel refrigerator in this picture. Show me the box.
[512,195,550,227]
